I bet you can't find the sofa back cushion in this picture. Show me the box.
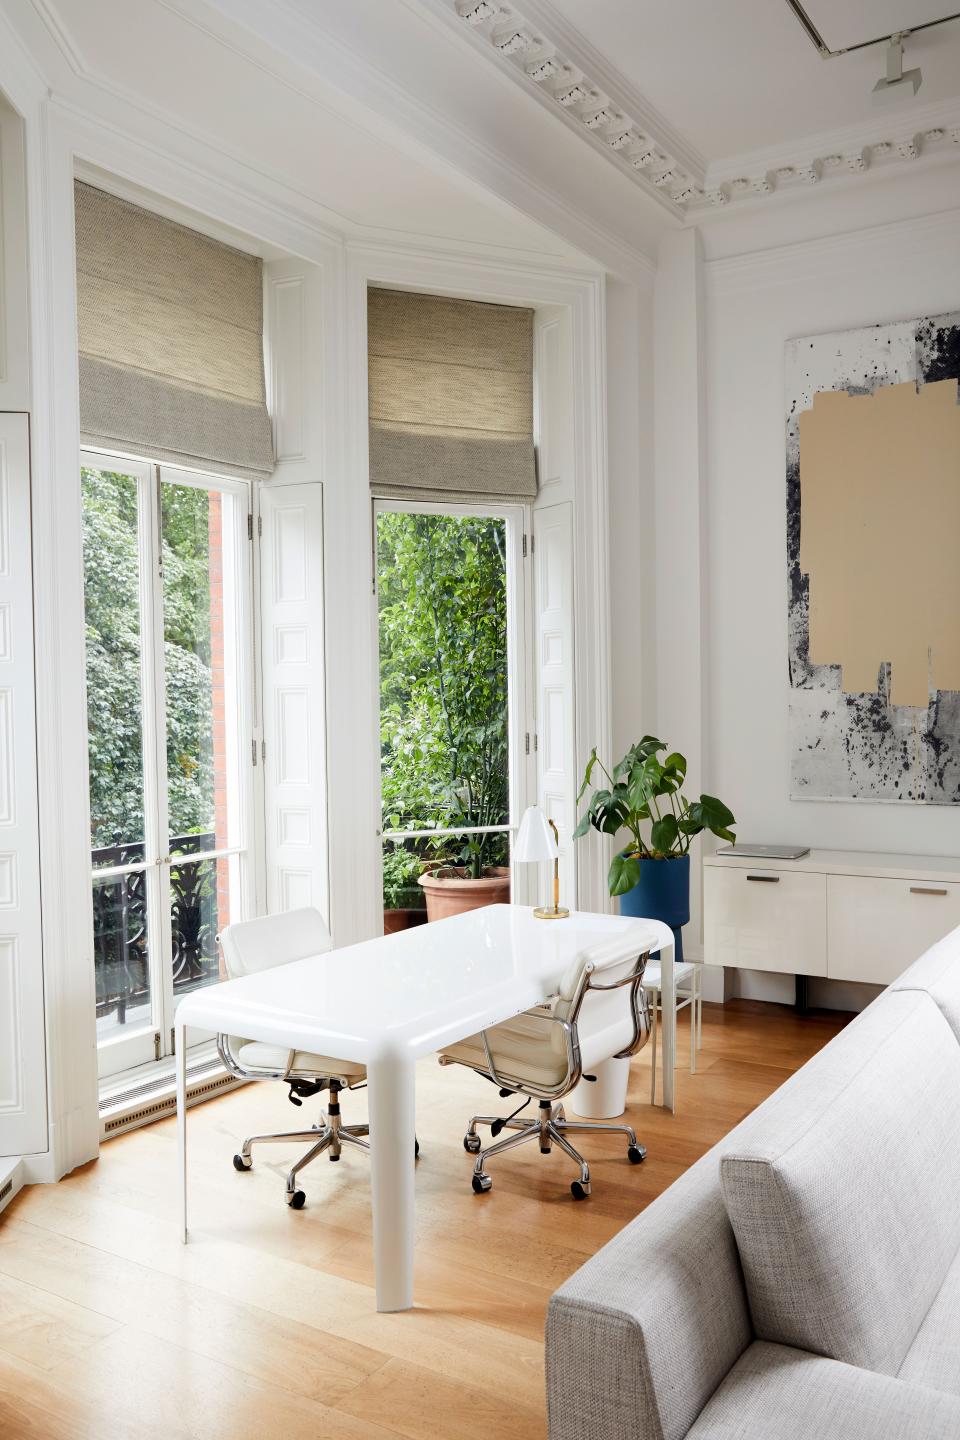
[719,989,960,1374]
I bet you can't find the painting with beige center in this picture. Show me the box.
[787,312,960,802]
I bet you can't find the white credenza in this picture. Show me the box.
[704,849,960,987]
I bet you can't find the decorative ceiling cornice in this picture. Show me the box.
[426,0,960,216]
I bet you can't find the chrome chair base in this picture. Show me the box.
[232,1081,370,1209]
[463,1098,645,1200]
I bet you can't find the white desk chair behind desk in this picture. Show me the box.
[439,934,652,1199]
[218,907,373,1208]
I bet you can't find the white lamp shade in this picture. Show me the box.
[513,805,558,863]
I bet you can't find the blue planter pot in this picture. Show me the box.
[618,854,690,963]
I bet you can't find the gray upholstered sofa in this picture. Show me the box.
[546,933,960,1439]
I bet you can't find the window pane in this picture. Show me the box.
[82,466,146,864]
[92,870,151,1039]
[161,481,244,858]
[377,511,509,878]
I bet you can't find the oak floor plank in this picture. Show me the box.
[1,1000,848,1440]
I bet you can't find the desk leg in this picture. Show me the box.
[176,1021,188,1242]
[368,1053,415,1312]
[660,938,676,1113]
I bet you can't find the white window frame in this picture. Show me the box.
[373,496,535,908]
[81,446,263,1079]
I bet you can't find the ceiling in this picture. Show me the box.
[544,0,960,164]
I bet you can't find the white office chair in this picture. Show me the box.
[438,938,651,1199]
[217,907,371,1210]
[643,959,703,1105]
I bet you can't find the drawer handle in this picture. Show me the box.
[910,886,948,896]
[746,874,780,883]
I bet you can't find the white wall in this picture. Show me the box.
[699,203,960,1007]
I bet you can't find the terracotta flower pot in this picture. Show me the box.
[383,908,428,935]
[417,866,511,922]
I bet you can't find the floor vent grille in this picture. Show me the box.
[101,1065,243,1138]
[0,1179,12,1204]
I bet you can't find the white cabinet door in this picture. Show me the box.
[704,866,827,976]
[828,875,960,985]
[0,416,46,1156]
[259,482,329,923]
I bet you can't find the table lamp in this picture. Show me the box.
[514,805,569,920]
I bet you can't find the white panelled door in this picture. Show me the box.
[0,415,46,1156]
[532,303,578,909]
[532,502,576,909]
[259,482,329,923]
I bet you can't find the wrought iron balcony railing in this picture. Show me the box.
[92,832,223,1026]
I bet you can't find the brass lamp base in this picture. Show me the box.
[534,905,570,920]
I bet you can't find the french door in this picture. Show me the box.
[374,499,534,915]
[82,450,260,1078]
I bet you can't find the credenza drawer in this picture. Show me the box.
[827,875,960,985]
[704,867,827,976]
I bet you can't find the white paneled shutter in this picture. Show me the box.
[532,306,577,907]
[0,416,46,1156]
[259,483,329,924]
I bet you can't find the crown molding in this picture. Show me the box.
[413,0,960,219]
[415,0,705,212]
[696,95,960,212]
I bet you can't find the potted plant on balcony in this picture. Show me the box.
[417,781,511,923]
[382,844,427,934]
[573,736,736,961]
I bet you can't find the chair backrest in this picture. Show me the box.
[220,907,332,979]
[554,940,650,1072]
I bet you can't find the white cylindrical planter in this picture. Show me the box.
[570,1055,630,1118]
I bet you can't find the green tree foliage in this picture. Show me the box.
[377,511,509,878]
[82,467,215,850]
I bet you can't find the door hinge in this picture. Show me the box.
[261,738,266,764]
[170,1026,176,1055]
[534,733,539,752]
[522,534,528,559]
[525,732,530,754]
[252,738,258,767]
[154,1030,161,1062]
[247,512,253,540]
[258,514,262,538]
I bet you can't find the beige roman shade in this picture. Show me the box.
[367,287,537,503]
[74,182,274,480]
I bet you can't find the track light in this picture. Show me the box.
[872,34,922,105]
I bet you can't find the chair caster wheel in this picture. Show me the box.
[415,1138,420,1158]
[286,1190,306,1209]
[233,1153,252,1172]
[463,1133,481,1153]
[472,1173,492,1194]
[627,1144,646,1165]
[571,1180,591,1200]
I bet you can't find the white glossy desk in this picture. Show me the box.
[176,904,674,1311]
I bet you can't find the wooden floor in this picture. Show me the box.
[0,1000,848,1440]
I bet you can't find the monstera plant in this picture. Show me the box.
[573,736,736,898]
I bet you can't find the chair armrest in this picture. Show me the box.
[688,1342,960,1440]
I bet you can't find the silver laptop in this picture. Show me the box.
[716,843,810,860]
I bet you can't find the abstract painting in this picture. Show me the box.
[787,311,960,802]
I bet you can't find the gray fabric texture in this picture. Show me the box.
[367,286,536,503]
[899,1244,960,1398]
[687,1342,960,1440]
[719,988,960,1374]
[75,181,274,479]
[892,928,960,1044]
[546,1146,753,1440]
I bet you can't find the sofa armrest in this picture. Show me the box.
[546,1152,752,1440]
[688,1342,960,1439]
